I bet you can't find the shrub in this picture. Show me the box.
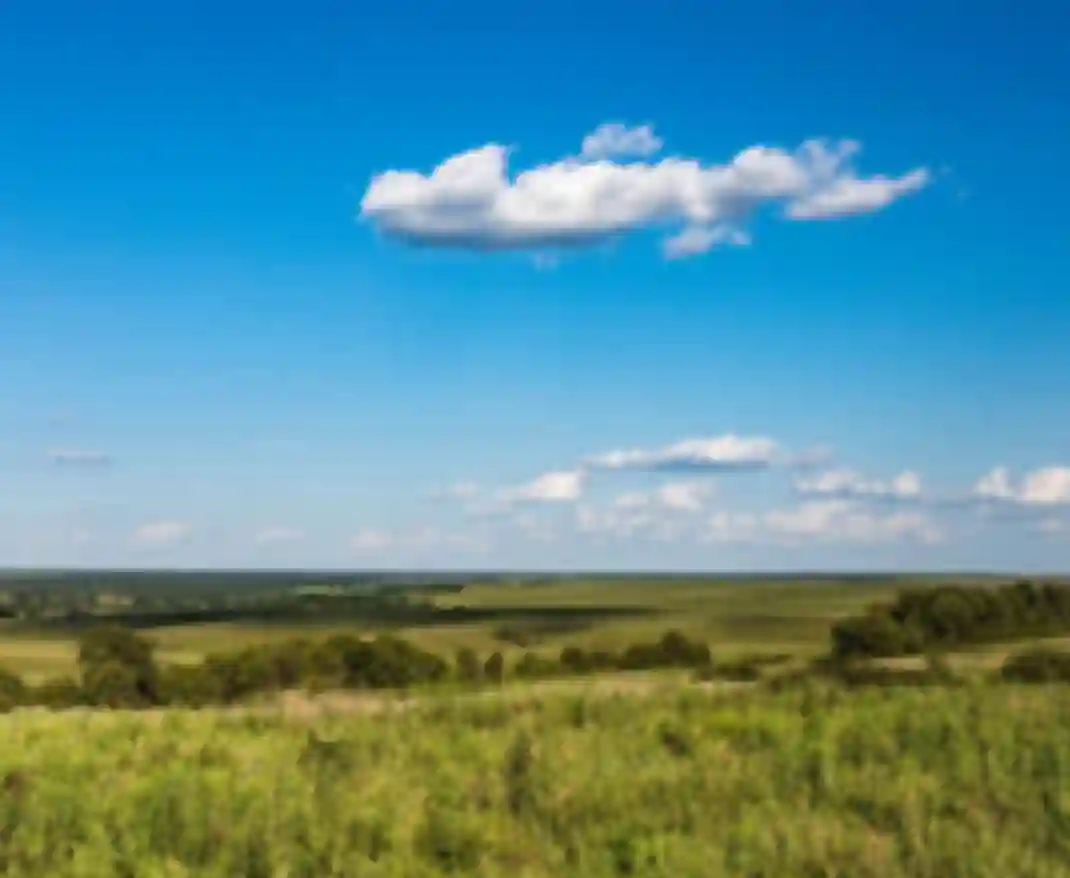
[28,676,84,709]
[483,651,505,685]
[454,647,482,682]
[1000,647,1070,683]
[77,625,160,704]
[0,665,27,712]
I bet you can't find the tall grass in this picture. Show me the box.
[1,683,1069,876]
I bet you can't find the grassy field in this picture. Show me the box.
[2,680,1069,876]
[0,578,905,682]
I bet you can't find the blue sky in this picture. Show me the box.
[2,0,1068,571]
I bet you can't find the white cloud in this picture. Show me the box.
[794,468,923,501]
[614,480,715,514]
[350,530,393,552]
[254,526,304,545]
[577,505,664,541]
[360,128,929,258]
[588,434,779,472]
[500,468,585,504]
[49,448,111,467]
[972,466,1070,507]
[580,123,664,161]
[787,169,930,219]
[350,526,489,555]
[704,500,941,546]
[663,224,750,259]
[133,520,190,548]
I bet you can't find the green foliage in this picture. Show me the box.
[483,651,505,685]
[28,675,84,708]
[1001,647,1070,682]
[0,684,1069,875]
[618,630,712,670]
[0,666,26,712]
[77,625,160,705]
[831,580,1070,659]
[454,647,482,683]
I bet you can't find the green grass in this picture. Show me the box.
[2,681,1069,876]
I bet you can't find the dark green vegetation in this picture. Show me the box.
[831,579,1070,658]
[0,576,1068,711]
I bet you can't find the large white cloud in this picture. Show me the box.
[794,468,923,501]
[972,466,1070,507]
[360,127,929,258]
[588,434,780,472]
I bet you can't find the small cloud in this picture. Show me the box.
[500,469,585,504]
[580,122,664,161]
[254,526,304,545]
[588,434,779,473]
[663,225,750,259]
[704,500,941,546]
[48,448,111,467]
[794,468,923,501]
[972,465,1070,507]
[350,530,393,552]
[133,520,190,548]
[613,481,715,514]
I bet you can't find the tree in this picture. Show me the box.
[0,666,26,713]
[77,625,159,704]
[484,652,505,685]
[455,647,482,682]
[82,660,143,708]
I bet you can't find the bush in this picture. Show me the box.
[1000,647,1070,683]
[695,660,762,683]
[0,665,27,712]
[454,647,482,682]
[77,625,160,704]
[618,631,712,671]
[484,652,505,685]
[29,676,84,709]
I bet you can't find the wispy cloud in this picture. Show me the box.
[48,448,112,467]
[794,468,923,502]
[133,520,190,548]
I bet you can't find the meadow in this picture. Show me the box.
[2,680,1070,877]
[0,576,911,682]
[2,573,1070,876]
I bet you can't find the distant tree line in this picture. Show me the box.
[830,580,1070,659]
[0,626,716,712]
